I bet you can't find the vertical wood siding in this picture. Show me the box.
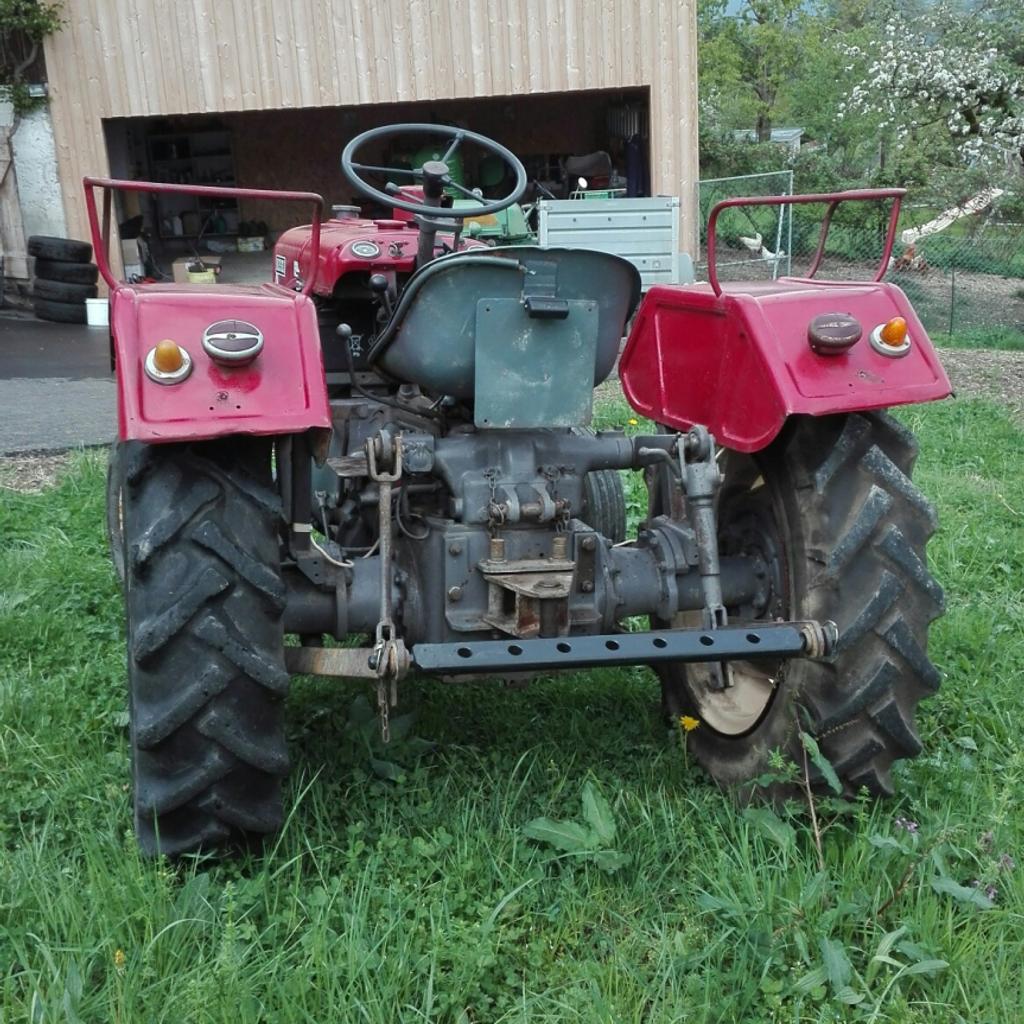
[44,0,698,250]
[0,160,29,280]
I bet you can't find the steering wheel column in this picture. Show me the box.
[415,160,462,267]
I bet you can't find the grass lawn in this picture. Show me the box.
[1,397,1022,1023]
[934,327,1024,352]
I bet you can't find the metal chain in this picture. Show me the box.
[366,431,403,742]
[542,465,570,532]
[485,468,504,531]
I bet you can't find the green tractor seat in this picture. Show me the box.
[368,246,641,428]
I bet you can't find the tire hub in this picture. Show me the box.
[682,467,791,736]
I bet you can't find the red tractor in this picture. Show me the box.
[95,124,950,857]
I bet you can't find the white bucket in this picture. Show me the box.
[85,297,109,328]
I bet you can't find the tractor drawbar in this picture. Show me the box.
[410,620,838,675]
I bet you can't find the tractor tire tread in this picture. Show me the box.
[798,412,943,794]
[123,440,288,857]
[134,661,234,748]
[131,565,231,662]
[190,520,287,611]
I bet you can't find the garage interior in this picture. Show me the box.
[101,88,650,279]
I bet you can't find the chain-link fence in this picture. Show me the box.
[697,178,1024,346]
[882,216,1024,345]
[698,172,793,281]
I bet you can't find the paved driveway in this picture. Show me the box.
[0,253,275,453]
[0,312,115,453]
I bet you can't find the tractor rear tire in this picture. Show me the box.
[660,411,944,797]
[28,235,93,263]
[119,438,290,856]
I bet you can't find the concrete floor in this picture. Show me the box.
[150,248,274,285]
[0,311,111,379]
[211,249,274,284]
[0,312,115,453]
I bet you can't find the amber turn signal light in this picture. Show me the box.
[869,316,912,358]
[145,339,192,383]
[879,317,908,347]
[153,339,184,373]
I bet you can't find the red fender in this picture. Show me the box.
[619,189,952,452]
[109,283,329,444]
[618,278,951,453]
[84,177,330,444]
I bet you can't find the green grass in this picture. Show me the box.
[936,327,1024,352]
[1,398,1022,1023]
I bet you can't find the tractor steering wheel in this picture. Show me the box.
[340,123,527,220]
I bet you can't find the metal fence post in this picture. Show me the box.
[949,263,956,339]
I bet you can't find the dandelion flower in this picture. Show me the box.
[628,418,638,426]
[114,948,126,972]
[679,715,701,732]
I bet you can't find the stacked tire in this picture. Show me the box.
[30,236,99,325]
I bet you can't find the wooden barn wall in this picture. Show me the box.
[44,0,698,250]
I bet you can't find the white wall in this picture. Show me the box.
[12,107,67,240]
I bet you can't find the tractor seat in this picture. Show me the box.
[368,246,640,426]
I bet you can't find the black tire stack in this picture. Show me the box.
[29,236,99,325]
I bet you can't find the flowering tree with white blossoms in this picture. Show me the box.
[840,7,1024,170]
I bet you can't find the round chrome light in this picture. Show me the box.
[202,319,264,366]
[350,240,381,259]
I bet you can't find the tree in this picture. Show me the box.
[699,0,811,141]
[697,0,1024,219]
[0,0,64,115]
[839,3,1024,171]
[0,0,64,197]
